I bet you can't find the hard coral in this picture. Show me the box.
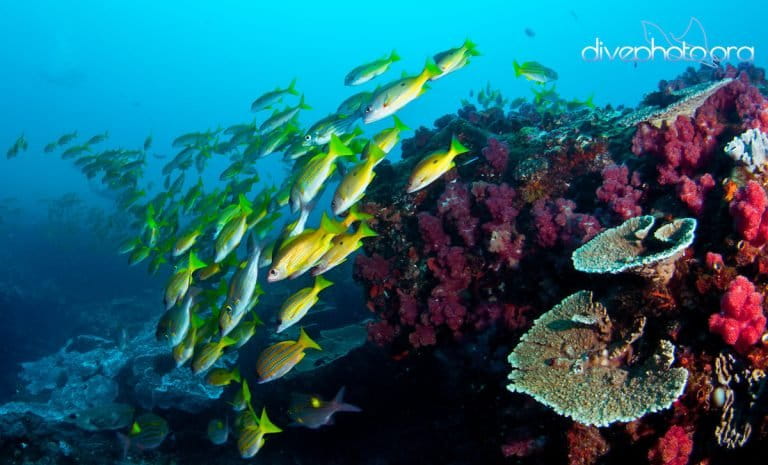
[708,275,766,354]
[507,291,689,427]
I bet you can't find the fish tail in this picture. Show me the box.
[367,145,387,166]
[464,38,480,56]
[513,60,522,77]
[320,212,346,234]
[220,336,238,348]
[358,221,378,239]
[313,275,334,292]
[298,327,322,351]
[347,203,373,223]
[333,386,362,412]
[298,94,312,111]
[259,408,283,434]
[422,58,443,80]
[287,77,299,96]
[231,366,242,383]
[391,115,410,132]
[584,93,595,109]
[449,136,470,157]
[188,250,208,271]
[328,134,354,158]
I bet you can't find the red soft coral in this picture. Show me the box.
[647,425,693,465]
[729,180,768,246]
[709,275,766,354]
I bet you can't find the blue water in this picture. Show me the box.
[0,1,766,462]
[2,1,765,208]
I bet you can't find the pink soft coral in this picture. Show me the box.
[729,180,768,246]
[647,425,693,465]
[709,275,766,354]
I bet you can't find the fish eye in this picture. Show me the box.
[364,105,373,113]
[304,135,311,141]
[269,269,277,276]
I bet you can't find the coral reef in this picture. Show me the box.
[1,321,223,426]
[351,63,768,463]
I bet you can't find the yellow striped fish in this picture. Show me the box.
[236,408,282,458]
[267,213,345,282]
[276,276,333,333]
[192,336,237,374]
[311,221,378,275]
[256,328,321,383]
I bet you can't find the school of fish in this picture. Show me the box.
[4,39,493,458]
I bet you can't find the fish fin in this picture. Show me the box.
[423,58,443,79]
[188,250,208,271]
[298,94,312,111]
[192,313,206,329]
[333,386,347,403]
[328,134,354,158]
[464,38,480,56]
[389,50,401,63]
[298,328,322,351]
[391,115,410,132]
[334,387,362,412]
[336,402,362,413]
[584,93,595,109]
[238,194,254,215]
[242,379,251,403]
[513,60,522,77]
[287,77,299,96]
[231,366,241,383]
[347,204,373,222]
[320,212,346,235]
[367,145,387,166]
[313,275,334,291]
[131,421,141,434]
[358,221,378,238]
[449,136,470,156]
[259,409,283,434]
[350,126,364,138]
[220,336,238,347]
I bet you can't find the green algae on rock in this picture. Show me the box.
[571,215,696,283]
[507,290,688,427]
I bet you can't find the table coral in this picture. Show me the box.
[507,291,689,427]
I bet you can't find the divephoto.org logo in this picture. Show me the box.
[581,18,755,65]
